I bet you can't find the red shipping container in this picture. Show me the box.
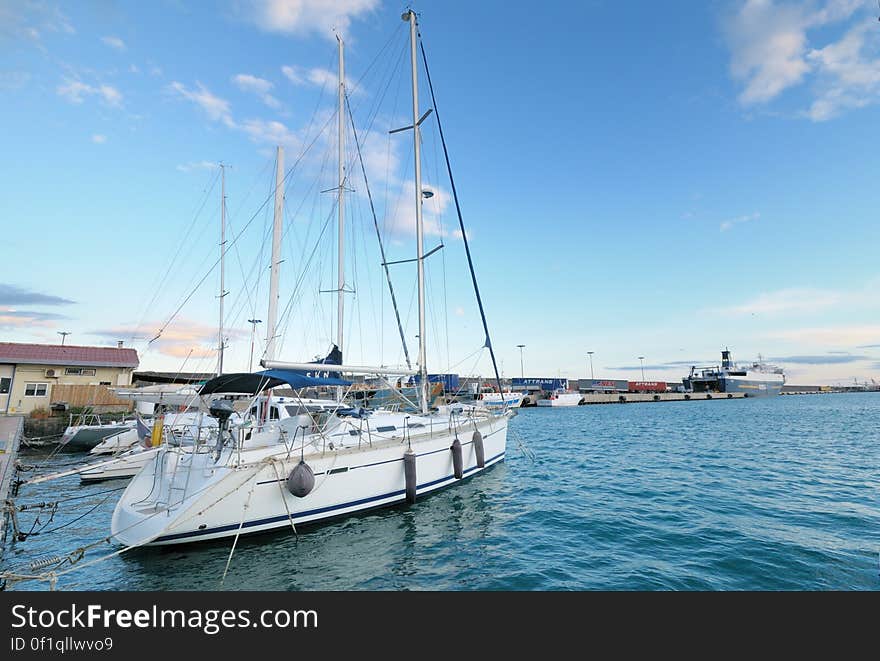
[627,381,667,392]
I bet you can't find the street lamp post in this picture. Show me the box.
[587,351,594,380]
[248,319,262,372]
[638,356,645,381]
[57,331,71,346]
[516,344,525,379]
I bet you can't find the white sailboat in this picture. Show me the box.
[536,389,582,407]
[110,13,512,547]
[475,390,525,409]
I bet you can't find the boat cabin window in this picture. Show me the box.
[249,405,281,420]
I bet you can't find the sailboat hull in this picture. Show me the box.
[111,412,509,546]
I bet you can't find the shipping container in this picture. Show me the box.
[511,378,568,391]
[627,381,668,392]
[578,378,629,392]
[413,373,460,390]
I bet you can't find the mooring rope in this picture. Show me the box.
[220,480,256,586]
[269,458,298,537]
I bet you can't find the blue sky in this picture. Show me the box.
[1,0,879,386]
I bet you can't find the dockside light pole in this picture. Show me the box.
[517,344,525,379]
[247,318,262,372]
[587,351,594,380]
[638,356,645,381]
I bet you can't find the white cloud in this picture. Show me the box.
[91,134,107,144]
[57,79,123,107]
[804,22,880,121]
[168,81,234,127]
[94,318,245,360]
[719,211,760,231]
[713,287,844,317]
[176,161,218,172]
[239,118,300,149]
[725,0,813,105]
[101,35,126,50]
[766,324,880,347]
[281,64,357,94]
[56,79,91,104]
[358,128,400,187]
[708,280,880,317]
[233,73,272,95]
[383,180,452,238]
[306,67,336,88]
[0,2,75,43]
[723,0,876,119]
[240,0,379,40]
[167,79,325,150]
[99,84,122,106]
[281,65,304,85]
[0,71,30,90]
[232,73,281,109]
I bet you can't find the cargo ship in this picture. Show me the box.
[683,349,784,396]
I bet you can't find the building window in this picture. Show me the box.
[0,378,10,394]
[24,383,49,397]
[65,367,96,376]
[99,381,111,386]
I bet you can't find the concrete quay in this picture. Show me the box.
[518,391,749,406]
[577,391,747,404]
[0,416,24,542]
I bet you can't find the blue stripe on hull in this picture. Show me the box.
[154,451,506,543]
[720,379,782,396]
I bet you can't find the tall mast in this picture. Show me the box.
[265,146,284,362]
[406,10,428,414]
[218,162,227,375]
[336,34,346,362]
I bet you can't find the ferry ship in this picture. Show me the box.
[683,349,784,396]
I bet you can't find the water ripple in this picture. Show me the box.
[3,393,879,590]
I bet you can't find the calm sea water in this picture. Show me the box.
[4,393,879,591]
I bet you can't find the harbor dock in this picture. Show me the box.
[577,391,746,404]
[0,415,23,542]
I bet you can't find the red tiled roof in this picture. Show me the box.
[0,342,139,368]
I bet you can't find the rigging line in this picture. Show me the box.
[28,492,116,536]
[269,40,335,350]
[273,202,338,358]
[373,37,410,242]
[374,37,405,368]
[223,201,281,354]
[425,105,452,371]
[419,35,504,397]
[130,167,221,345]
[225,156,276,329]
[344,20,407,117]
[346,92,412,369]
[275,140,335,357]
[152,196,226,336]
[420,140,446,371]
[165,113,336,356]
[251,162,275,326]
[148,111,338,346]
[348,34,408,155]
